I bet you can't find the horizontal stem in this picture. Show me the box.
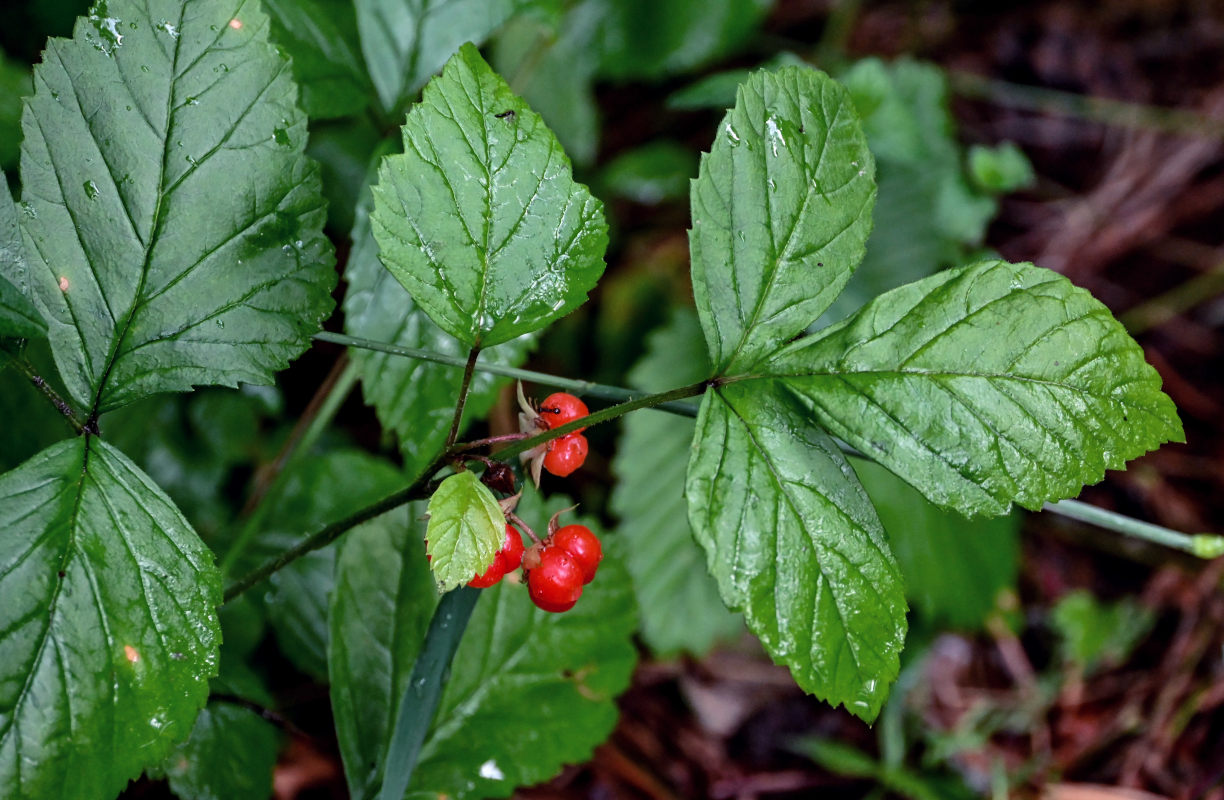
[314,331,701,416]
[1044,498,1223,558]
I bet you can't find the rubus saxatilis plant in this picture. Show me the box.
[0,3,1188,800]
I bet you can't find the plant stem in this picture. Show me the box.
[1,347,85,434]
[1118,261,1224,334]
[1044,498,1224,558]
[221,380,710,602]
[444,346,480,451]
[314,331,702,416]
[377,587,480,800]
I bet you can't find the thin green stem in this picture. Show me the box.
[444,346,480,451]
[221,380,711,603]
[1044,499,1224,558]
[949,71,1224,140]
[1119,262,1224,334]
[1,346,85,434]
[314,331,702,416]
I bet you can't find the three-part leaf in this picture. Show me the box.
[689,65,875,375]
[0,438,221,800]
[686,382,906,718]
[767,259,1185,516]
[329,496,637,800]
[424,471,504,592]
[371,43,607,349]
[20,0,336,414]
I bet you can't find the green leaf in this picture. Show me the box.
[969,141,1035,194]
[685,382,907,720]
[371,43,607,349]
[258,450,405,679]
[852,458,1018,630]
[690,66,876,375]
[265,0,371,119]
[599,140,696,206]
[611,310,742,656]
[154,702,280,800]
[595,0,772,81]
[344,176,535,479]
[424,470,503,592]
[1051,590,1154,673]
[766,259,1185,517]
[329,494,637,800]
[0,437,221,800]
[354,0,521,113]
[20,0,336,415]
[1,171,46,339]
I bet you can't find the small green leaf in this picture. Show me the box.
[371,43,607,349]
[686,382,907,720]
[345,175,535,479]
[853,458,1018,630]
[1051,590,1155,673]
[425,471,504,591]
[0,172,45,339]
[969,141,1035,194]
[265,0,371,119]
[595,0,771,81]
[329,494,637,800]
[611,310,741,656]
[355,0,522,113]
[767,259,1185,517]
[599,140,696,205]
[690,66,876,375]
[0,438,221,800]
[20,0,336,414]
[153,702,280,800]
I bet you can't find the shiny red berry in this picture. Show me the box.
[467,525,526,588]
[543,433,588,477]
[552,524,602,584]
[538,393,588,433]
[528,546,584,613]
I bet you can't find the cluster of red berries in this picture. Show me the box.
[465,512,603,614]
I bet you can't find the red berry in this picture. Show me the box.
[543,433,588,477]
[500,524,525,572]
[552,524,602,584]
[467,525,526,588]
[528,546,584,613]
[538,393,588,433]
[467,559,505,588]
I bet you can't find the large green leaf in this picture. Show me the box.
[329,495,637,800]
[685,382,907,720]
[853,458,1018,630]
[20,0,336,414]
[767,259,1185,517]
[371,43,607,349]
[690,66,876,375]
[0,172,45,338]
[0,437,221,800]
[265,0,371,119]
[424,471,503,592]
[153,702,280,800]
[354,0,520,113]
[344,179,535,479]
[611,310,741,656]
